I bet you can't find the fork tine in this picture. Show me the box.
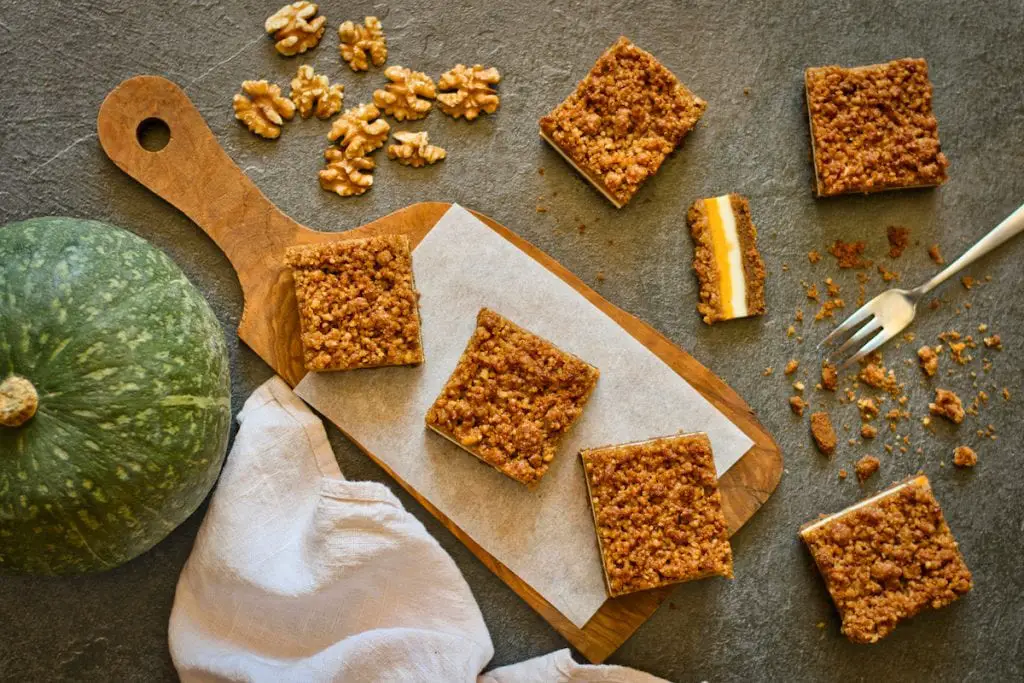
[819,302,875,348]
[827,319,882,364]
[839,328,891,371]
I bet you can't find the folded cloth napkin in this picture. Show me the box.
[169,376,668,683]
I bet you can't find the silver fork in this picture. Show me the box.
[821,202,1024,369]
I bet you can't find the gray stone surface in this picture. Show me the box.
[1,0,1022,680]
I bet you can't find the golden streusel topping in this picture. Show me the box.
[582,433,733,597]
[806,58,949,196]
[425,308,599,486]
[801,477,972,643]
[286,235,422,371]
[539,37,705,206]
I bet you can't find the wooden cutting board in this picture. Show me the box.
[97,75,782,663]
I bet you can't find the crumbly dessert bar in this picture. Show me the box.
[687,193,767,324]
[285,235,423,371]
[805,58,949,196]
[539,36,706,208]
[800,475,972,643]
[581,433,733,597]
[425,308,599,486]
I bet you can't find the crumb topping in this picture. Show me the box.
[929,389,965,424]
[917,345,939,376]
[821,362,839,391]
[425,309,599,486]
[887,226,910,258]
[828,240,870,269]
[854,455,880,482]
[953,446,977,468]
[286,235,423,371]
[801,477,972,643]
[806,58,949,196]
[540,37,706,206]
[582,433,733,596]
[811,411,837,455]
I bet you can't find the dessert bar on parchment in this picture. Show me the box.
[425,308,600,487]
[687,193,766,324]
[805,58,949,197]
[285,234,424,371]
[539,36,706,208]
[800,475,972,643]
[581,433,733,597]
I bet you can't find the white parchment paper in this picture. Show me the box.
[295,205,754,627]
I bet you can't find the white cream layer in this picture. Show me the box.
[712,195,748,318]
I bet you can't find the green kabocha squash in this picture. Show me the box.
[0,217,231,575]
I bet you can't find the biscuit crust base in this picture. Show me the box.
[800,475,973,643]
[687,194,767,324]
[582,433,733,597]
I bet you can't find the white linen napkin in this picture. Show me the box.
[168,376,668,683]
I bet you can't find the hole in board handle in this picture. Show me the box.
[136,117,170,152]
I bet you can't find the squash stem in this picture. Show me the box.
[0,375,38,427]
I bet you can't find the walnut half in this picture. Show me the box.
[437,64,501,120]
[319,148,374,197]
[265,2,326,56]
[233,80,296,139]
[373,66,436,121]
[327,103,390,158]
[338,16,387,71]
[290,65,343,119]
[387,131,446,167]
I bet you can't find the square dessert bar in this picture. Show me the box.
[285,235,424,371]
[539,36,706,208]
[805,58,949,196]
[425,308,599,487]
[687,193,766,324]
[581,433,733,598]
[800,475,972,643]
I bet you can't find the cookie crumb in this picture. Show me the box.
[821,362,838,391]
[763,367,774,376]
[928,244,945,265]
[861,424,878,439]
[838,469,848,480]
[808,250,821,264]
[828,240,870,269]
[857,398,879,420]
[790,395,808,416]
[886,225,910,258]
[983,335,1002,350]
[785,359,800,375]
[917,346,939,377]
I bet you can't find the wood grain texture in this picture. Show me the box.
[97,75,782,663]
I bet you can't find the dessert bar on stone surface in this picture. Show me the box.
[805,58,949,197]
[285,234,423,371]
[425,308,599,486]
[581,433,733,597]
[539,36,706,208]
[687,193,766,324]
[800,475,972,643]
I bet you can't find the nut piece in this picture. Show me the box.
[233,80,296,139]
[290,65,343,119]
[319,148,374,197]
[327,103,390,158]
[265,2,326,56]
[373,66,436,121]
[437,64,501,120]
[387,131,447,167]
[338,16,387,71]
[810,411,837,455]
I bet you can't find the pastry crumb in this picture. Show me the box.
[820,362,838,391]
[790,395,808,416]
[929,389,965,424]
[828,240,870,269]
[785,359,800,375]
[983,335,1002,350]
[953,446,977,468]
[854,455,880,483]
[886,226,910,258]
[808,250,821,264]
[928,244,945,265]
[917,346,939,377]
[861,424,877,439]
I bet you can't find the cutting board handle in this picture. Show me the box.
[97,75,304,294]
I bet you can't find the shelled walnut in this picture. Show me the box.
[319,148,374,196]
[437,64,501,120]
[232,80,296,139]
[290,65,343,119]
[327,103,390,157]
[338,16,387,71]
[387,131,446,167]
[373,66,436,121]
[265,2,326,56]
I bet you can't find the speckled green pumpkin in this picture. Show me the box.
[0,217,230,574]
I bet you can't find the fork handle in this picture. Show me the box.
[913,202,1024,297]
